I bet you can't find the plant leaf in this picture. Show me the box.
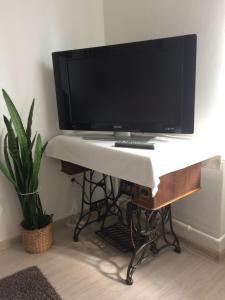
[25,134,37,191]
[26,98,35,144]
[31,134,37,149]
[2,89,28,161]
[41,141,48,155]
[3,116,24,187]
[30,134,42,191]
[4,134,15,181]
[0,160,17,188]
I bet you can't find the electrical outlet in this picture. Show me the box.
[70,177,76,185]
[69,176,77,187]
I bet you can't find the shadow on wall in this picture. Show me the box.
[38,156,82,223]
[36,62,78,222]
[38,62,60,140]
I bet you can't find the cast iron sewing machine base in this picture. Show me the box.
[73,170,181,285]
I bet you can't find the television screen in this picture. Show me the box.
[52,34,197,133]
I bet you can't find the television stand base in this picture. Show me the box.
[82,132,154,142]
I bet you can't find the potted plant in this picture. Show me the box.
[0,89,52,253]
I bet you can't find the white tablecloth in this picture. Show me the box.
[45,135,220,195]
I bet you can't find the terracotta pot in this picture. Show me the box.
[22,223,53,254]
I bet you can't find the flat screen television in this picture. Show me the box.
[52,34,197,134]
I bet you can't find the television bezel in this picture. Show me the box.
[52,34,197,134]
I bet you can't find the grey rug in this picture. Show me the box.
[0,266,62,300]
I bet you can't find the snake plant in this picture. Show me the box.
[0,89,52,230]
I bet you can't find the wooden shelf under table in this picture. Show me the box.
[61,161,201,211]
[132,163,201,210]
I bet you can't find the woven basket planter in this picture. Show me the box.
[22,223,53,254]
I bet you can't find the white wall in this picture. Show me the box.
[0,0,105,243]
[1,0,225,254]
[103,0,225,252]
[103,0,225,139]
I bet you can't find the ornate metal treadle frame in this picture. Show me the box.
[73,170,181,286]
[126,202,181,285]
[73,170,122,241]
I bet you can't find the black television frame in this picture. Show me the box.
[52,34,197,134]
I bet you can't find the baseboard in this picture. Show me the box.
[2,215,225,260]
[0,215,72,252]
[0,236,21,252]
[173,218,225,260]
[52,215,73,229]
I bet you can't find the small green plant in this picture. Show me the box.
[0,89,52,230]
